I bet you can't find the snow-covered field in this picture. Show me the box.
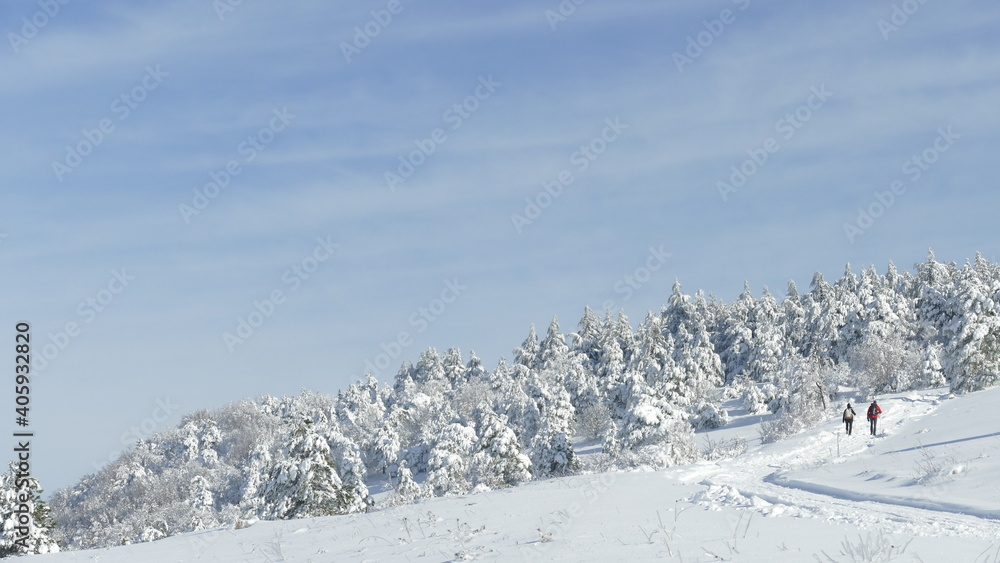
[39,387,1000,562]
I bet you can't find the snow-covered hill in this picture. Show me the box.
[31,254,1000,555]
[35,387,1000,562]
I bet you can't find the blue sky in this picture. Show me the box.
[3,0,999,493]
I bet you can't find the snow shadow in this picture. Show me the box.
[881,431,1000,455]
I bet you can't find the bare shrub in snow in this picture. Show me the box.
[815,531,912,562]
[574,403,612,441]
[849,331,923,398]
[758,399,827,444]
[912,446,971,486]
[701,435,748,461]
[611,420,698,470]
[451,380,495,422]
[759,358,832,444]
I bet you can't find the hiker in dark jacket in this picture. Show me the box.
[867,400,882,436]
[842,403,856,435]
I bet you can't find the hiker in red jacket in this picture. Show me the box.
[867,400,882,436]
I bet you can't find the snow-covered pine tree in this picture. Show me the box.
[0,461,58,556]
[606,353,641,425]
[325,428,373,514]
[487,357,535,445]
[612,310,637,367]
[187,474,215,530]
[856,265,917,345]
[392,361,417,398]
[692,290,719,335]
[538,316,570,371]
[388,460,422,505]
[239,443,273,515]
[412,348,447,390]
[632,312,680,403]
[292,390,357,466]
[487,355,513,394]
[258,420,357,520]
[920,343,947,388]
[513,324,540,369]
[783,280,807,354]
[180,420,201,463]
[942,270,1000,393]
[715,281,755,383]
[840,266,881,350]
[673,321,724,404]
[470,405,532,489]
[616,382,687,447]
[733,373,769,414]
[392,372,456,473]
[916,249,954,290]
[830,264,865,362]
[368,421,401,477]
[529,420,579,477]
[425,422,477,496]
[566,307,606,414]
[572,306,604,370]
[915,249,960,338]
[664,283,725,395]
[746,287,785,382]
[595,311,633,421]
[563,346,600,424]
[465,350,488,381]
[609,374,697,468]
[337,374,387,445]
[884,259,909,296]
[801,271,835,359]
[443,347,466,389]
[526,369,578,477]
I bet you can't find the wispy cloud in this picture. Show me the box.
[3,0,1000,493]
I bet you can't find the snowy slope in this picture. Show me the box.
[36,388,1000,562]
[770,389,1000,519]
[678,387,1000,553]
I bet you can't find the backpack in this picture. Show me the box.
[843,408,853,421]
[867,404,878,418]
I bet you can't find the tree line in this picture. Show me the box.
[6,250,996,552]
